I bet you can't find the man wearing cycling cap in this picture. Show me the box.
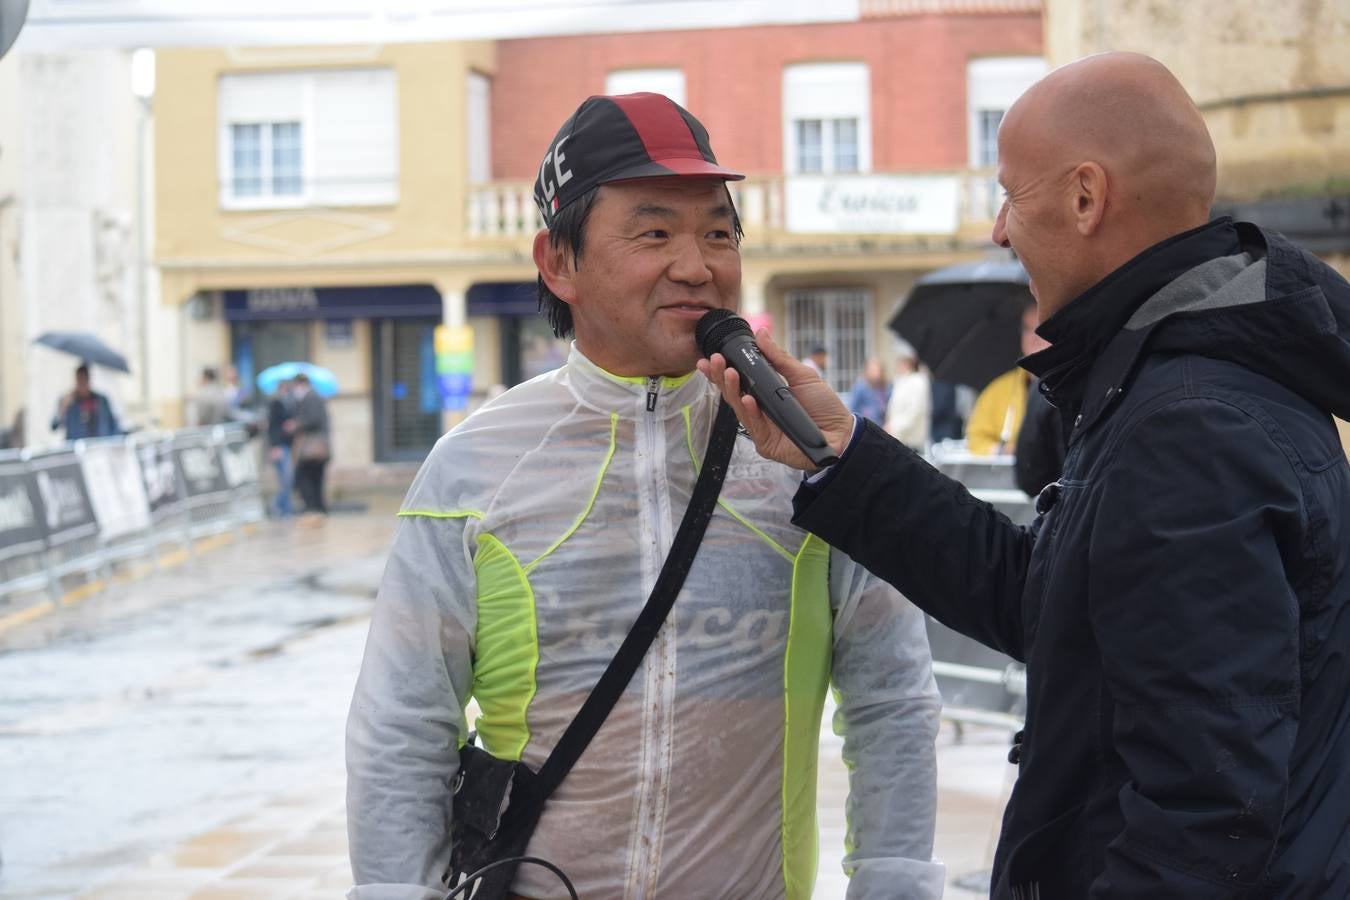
[347,92,942,900]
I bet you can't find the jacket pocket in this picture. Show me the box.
[1005,803,1090,900]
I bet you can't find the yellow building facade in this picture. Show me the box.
[155,9,1046,472]
[155,41,529,470]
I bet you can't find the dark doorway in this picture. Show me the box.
[372,319,442,462]
[232,321,310,408]
[499,315,569,388]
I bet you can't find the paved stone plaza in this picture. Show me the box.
[0,501,1008,899]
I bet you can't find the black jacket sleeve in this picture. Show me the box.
[792,417,1035,660]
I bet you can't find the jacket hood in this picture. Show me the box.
[1025,220,1350,428]
[1136,223,1350,421]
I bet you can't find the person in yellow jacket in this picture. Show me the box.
[966,302,1046,454]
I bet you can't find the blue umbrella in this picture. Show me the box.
[256,362,339,398]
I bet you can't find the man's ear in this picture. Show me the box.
[533,229,578,304]
[1072,162,1108,237]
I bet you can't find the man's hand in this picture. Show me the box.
[697,329,854,471]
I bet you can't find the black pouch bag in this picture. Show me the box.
[447,740,544,896]
[443,400,739,900]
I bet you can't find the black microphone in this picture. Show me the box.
[696,309,839,468]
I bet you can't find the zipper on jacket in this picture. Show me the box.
[646,376,659,412]
[626,371,674,897]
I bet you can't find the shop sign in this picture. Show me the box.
[785,174,960,235]
[435,325,474,412]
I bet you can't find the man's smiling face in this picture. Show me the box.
[551,177,741,378]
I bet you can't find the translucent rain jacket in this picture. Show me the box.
[346,346,943,900]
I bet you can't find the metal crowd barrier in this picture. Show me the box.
[0,423,265,604]
[924,444,1037,734]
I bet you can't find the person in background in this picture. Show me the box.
[190,367,231,427]
[801,343,828,380]
[266,379,296,518]
[847,357,891,425]
[964,301,1046,454]
[51,364,119,440]
[885,346,930,451]
[288,372,330,519]
[222,364,244,409]
[927,380,964,445]
[2,407,25,450]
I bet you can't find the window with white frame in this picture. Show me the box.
[786,288,873,394]
[783,62,870,175]
[966,56,1047,170]
[967,56,1045,218]
[466,71,492,185]
[218,67,398,208]
[605,68,686,106]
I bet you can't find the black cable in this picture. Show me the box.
[444,855,579,900]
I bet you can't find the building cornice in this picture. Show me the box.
[861,0,1041,15]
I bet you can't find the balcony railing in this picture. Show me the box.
[466,169,1003,241]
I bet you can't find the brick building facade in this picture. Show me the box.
[477,6,1044,396]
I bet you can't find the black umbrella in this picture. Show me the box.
[34,331,131,373]
[888,260,1032,391]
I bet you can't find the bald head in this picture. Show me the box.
[990,53,1220,317]
[1006,52,1215,234]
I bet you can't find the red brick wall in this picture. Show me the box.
[491,14,1041,180]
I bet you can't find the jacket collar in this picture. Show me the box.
[1021,218,1244,436]
[565,343,711,418]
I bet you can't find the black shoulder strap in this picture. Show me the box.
[534,400,739,798]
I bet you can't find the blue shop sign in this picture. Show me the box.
[225,283,541,322]
[224,285,442,321]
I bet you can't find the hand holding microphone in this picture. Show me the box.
[696,310,853,471]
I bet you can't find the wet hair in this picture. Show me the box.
[537,187,600,339]
[536,184,745,339]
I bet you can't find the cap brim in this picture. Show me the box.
[603,157,745,184]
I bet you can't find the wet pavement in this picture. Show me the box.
[0,498,1008,899]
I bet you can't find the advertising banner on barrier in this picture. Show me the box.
[0,460,45,561]
[174,440,229,498]
[28,453,98,547]
[136,438,184,521]
[81,444,151,540]
[218,433,259,488]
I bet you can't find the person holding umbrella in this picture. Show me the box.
[266,378,297,518]
[50,363,120,441]
[288,371,330,520]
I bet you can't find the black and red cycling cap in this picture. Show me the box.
[532,92,745,225]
